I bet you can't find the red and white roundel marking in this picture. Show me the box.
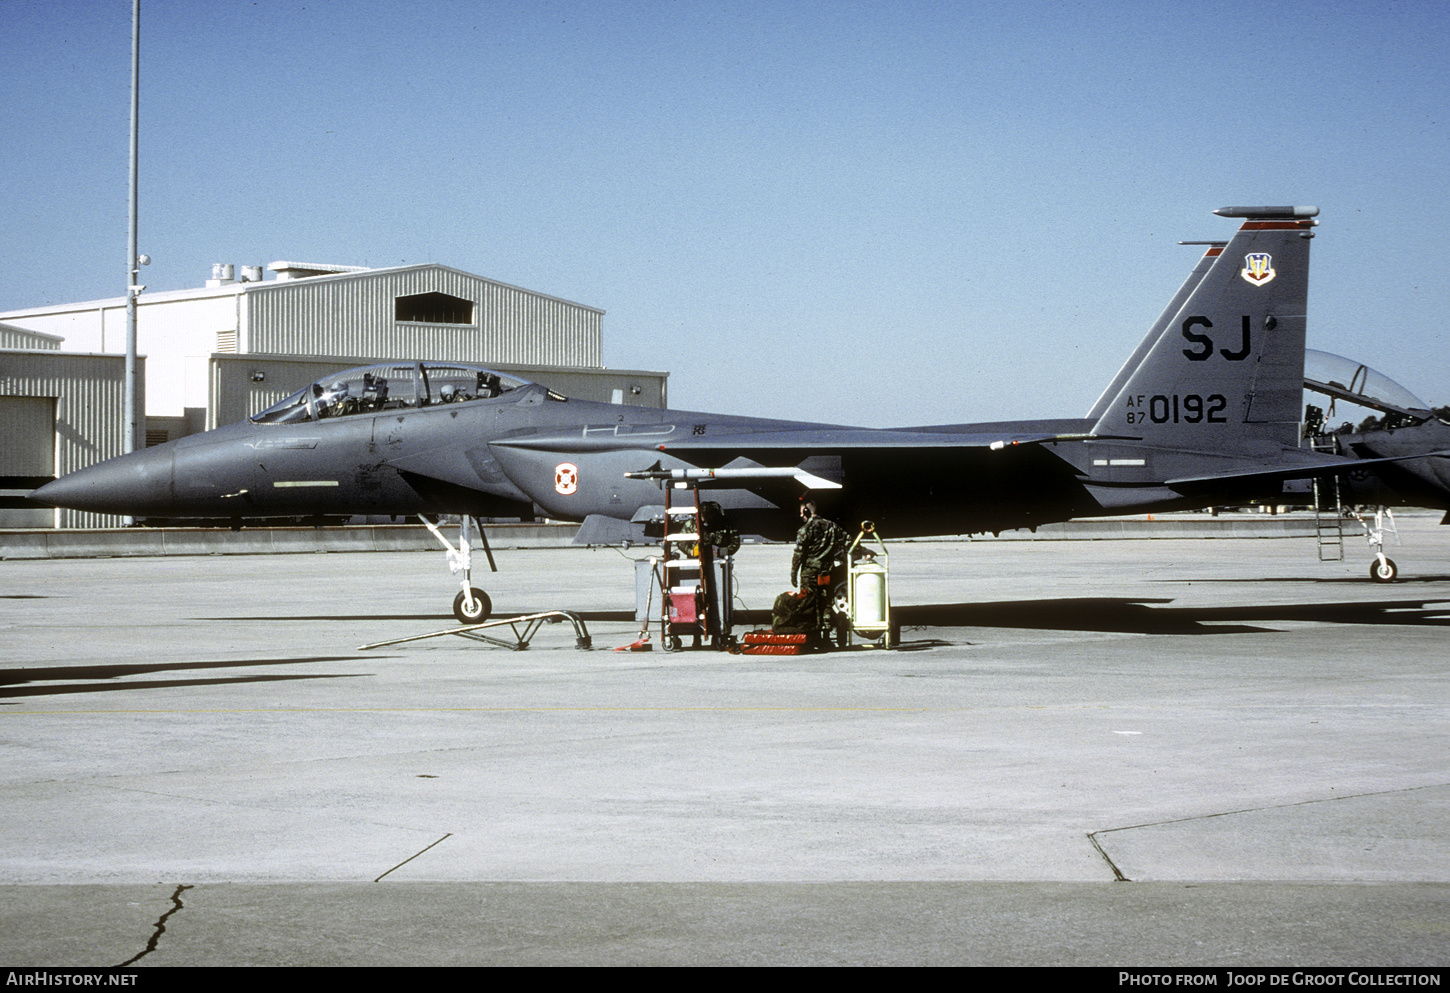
[554,462,579,495]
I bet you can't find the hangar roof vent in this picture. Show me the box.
[267,261,372,281]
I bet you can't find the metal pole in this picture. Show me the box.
[124,0,140,459]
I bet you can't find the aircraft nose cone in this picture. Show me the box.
[29,446,175,516]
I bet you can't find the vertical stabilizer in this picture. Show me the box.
[1086,240,1226,421]
[1089,206,1316,454]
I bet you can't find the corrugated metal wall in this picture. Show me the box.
[0,324,61,350]
[0,350,139,528]
[247,266,603,367]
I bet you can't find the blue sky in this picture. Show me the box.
[3,0,1447,425]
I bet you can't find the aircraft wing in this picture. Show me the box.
[487,423,1100,537]
[658,428,1094,454]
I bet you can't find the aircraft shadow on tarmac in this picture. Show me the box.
[198,614,471,622]
[0,657,365,703]
[201,594,1450,638]
[9,598,1448,701]
[1175,574,1450,585]
[891,597,1450,635]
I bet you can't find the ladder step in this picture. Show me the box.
[1312,475,1344,560]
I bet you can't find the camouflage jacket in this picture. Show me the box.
[703,525,742,556]
[680,516,741,556]
[791,516,849,587]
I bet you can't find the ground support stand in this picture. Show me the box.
[358,611,592,652]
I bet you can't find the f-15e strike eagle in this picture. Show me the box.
[32,206,1450,620]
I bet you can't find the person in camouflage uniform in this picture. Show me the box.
[791,499,851,640]
[699,501,741,556]
[791,500,848,587]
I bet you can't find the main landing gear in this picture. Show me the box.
[420,514,498,622]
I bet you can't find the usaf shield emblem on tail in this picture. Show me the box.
[1241,253,1276,285]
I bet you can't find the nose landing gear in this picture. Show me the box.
[1351,508,1400,583]
[421,514,498,622]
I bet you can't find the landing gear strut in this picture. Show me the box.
[1350,507,1400,583]
[421,514,498,622]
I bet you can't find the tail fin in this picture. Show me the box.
[1085,239,1225,422]
[1089,206,1317,453]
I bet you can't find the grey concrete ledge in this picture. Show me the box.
[961,514,1320,541]
[0,522,581,560]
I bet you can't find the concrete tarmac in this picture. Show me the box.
[2,518,1448,966]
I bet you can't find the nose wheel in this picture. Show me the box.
[454,588,493,623]
[1370,557,1398,583]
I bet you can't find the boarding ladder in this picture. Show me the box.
[659,483,716,649]
[1311,436,1344,561]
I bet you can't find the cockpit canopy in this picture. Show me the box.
[251,362,541,424]
[1304,349,1432,418]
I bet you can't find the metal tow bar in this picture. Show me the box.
[358,611,592,652]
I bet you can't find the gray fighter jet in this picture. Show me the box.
[32,206,1450,619]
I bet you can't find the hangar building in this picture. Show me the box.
[0,262,667,528]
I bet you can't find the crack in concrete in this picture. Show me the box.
[1086,831,1131,882]
[375,832,452,882]
[115,883,192,967]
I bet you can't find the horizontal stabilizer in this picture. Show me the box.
[1166,449,1450,492]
